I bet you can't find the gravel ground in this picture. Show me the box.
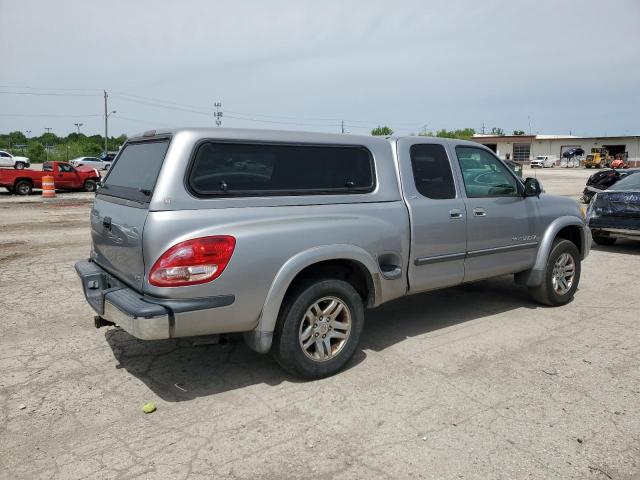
[1,167,639,479]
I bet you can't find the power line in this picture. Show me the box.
[0,90,100,97]
[0,113,102,118]
[0,85,101,92]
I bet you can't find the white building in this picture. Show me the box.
[471,134,640,167]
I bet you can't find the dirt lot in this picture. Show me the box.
[1,168,639,479]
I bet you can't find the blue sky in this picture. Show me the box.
[1,0,639,137]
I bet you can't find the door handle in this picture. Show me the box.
[473,207,487,217]
[449,209,463,219]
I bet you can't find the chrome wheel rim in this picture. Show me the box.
[299,296,351,362]
[551,252,575,295]
[17,184,29,194]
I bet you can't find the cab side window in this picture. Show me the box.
[456,147,519,197]
[59,164,74,173]
[409,144,456,199]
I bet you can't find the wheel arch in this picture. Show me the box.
[516,216,588,287]
[244,244,382,354]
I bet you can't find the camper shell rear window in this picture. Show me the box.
[100,139,170,203]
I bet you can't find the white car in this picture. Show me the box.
[0,150,30,169]
[69,157,111,170]
[530,155,556,168]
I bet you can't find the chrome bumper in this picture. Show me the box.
[75,260,235,341]
[102,299,169,340]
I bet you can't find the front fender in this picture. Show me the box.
[244,244,383,354]
[516,216,588,287]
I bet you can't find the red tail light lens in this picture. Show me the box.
[149,236,235,287]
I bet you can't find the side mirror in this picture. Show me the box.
[524,177,542,197]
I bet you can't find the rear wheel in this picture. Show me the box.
[592,234,616,246]
[14,180,32,196]
[272,278,364,379]
[83,179,97,192]
[529,239,581,306]
[14,162,26,170]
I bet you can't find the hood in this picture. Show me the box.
[76,165,101,175]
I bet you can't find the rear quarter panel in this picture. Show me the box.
[142,201,410,334]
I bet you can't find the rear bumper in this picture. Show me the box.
[75,260,234,340]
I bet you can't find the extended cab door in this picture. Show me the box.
[397,138,466,293]
[453,145,538,282]
[55,163,79,188]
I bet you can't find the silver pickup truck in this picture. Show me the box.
[75,128,590,379]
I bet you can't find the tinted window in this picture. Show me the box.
[0,151,9,158]
[456,147,519,197]
[102,140,169,200]
[409,144,455,199]
[59,164,74,173]
[189,142,374,196]
[610,171,640,191]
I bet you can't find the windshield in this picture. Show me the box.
[609,171,640,191]
[101,139,170,202]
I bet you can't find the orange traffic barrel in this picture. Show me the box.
[42,175,56,198]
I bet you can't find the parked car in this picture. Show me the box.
[562,148,585,158]
[70,156,111,170]
[0,161,101,195]
[75,128,590,379]
[588,172,640,245]
[531,155,556,168]
[581,169,639,203]
[0,150,30,169]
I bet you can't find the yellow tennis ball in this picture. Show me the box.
[142,402,157,414]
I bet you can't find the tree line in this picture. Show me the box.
[371,126,526,138]
[0,131,127,163]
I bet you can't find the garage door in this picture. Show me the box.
[513,143,531,162]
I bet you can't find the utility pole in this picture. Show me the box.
[214,102,223,127]
[74,123,83,135]
[104,90,109,153]
[26,130,31,138]
[341,120,345,134]
[44,127,52,161]
[481,123,486,135]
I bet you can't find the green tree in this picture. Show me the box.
[435,128,475,139]
[490,127,505,136]
[513,130,525,135]
[27,143,47,162]
[371,126,394,136]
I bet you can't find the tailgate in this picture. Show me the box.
[90,138,170,290]
[90,196,149,290]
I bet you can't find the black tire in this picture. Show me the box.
[14,162,26,170]
[83,179,97,192]
[529,239,581,306]
[272,278,364,379]
[14,180,32,196]
[586,165,592,169]
[592,234,616,246]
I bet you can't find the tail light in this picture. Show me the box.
[149,236,235,287]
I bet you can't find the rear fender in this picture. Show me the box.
[244,244,382,354]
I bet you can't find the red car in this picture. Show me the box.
[0,161,102,195]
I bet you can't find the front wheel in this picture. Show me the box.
[272,278,364,379]
[529,239,581,306]
[83,179,97,192]
[14,162,26,170]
